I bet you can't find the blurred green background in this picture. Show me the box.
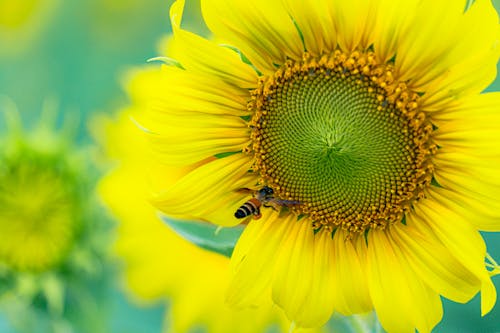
[0,0,499,332]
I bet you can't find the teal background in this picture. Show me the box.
[0,0,499,332]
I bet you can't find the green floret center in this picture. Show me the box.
[0,148,82,271]
[249,52,435,234]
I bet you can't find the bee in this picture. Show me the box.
[234,186,299,220]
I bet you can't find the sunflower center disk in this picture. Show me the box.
[249,52,436,234]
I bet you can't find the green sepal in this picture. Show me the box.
[214,151,240,159]
[147,56,185,69]
[219,44,262,76]
[161,216,244,258]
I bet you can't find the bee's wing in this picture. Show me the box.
[269,198,301,206]
[235,188,255,195]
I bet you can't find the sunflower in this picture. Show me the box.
[98,109,338,333]
[0,99,112,332]
[133,0,500,332]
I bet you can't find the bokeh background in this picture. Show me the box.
[0,0,499,332]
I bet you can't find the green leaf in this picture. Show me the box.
[161,216,244,258]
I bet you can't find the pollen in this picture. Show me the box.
[247,51,436,234]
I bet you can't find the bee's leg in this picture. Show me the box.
[253,208,262,220]
[263,203,279,211]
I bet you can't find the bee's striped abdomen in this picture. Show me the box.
[234,198,261,218]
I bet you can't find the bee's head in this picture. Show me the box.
[259,186,274,197]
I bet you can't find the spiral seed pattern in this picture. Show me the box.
[247,51,436,234]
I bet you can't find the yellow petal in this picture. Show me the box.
[148,137,249,167]
[151,153,254,226]
[434,151,500,186]
[391,220,480,303]
[371,0,419,63]
[168,0,257,89]
[100,108,294,333]
[227,212,290,306]
[395,0,499,106]
[432,92,500,155]
[272,218,316,325]
[419,52,499,112]
[394,0,465,85]
[480,276,497,316]
[418,0,500,110]
[432,95,500,206]
[332,230,372,315]
[142,112,248,137]
[434,150,500,179]
[282,0,336,56]
[203,173,260,227]
[201,0,303,74]
[415,191,497,315]
[330,0,377,52]
[230,211,278,273]
[98,119,226,298]
[367,229,443,333]
[367,229,413,333]
[429,185,500,232]
[431,91,500,122]
[126,65,252,166]
[433,163,500,228]
[434,127,500,154]
[293,228,336,327]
